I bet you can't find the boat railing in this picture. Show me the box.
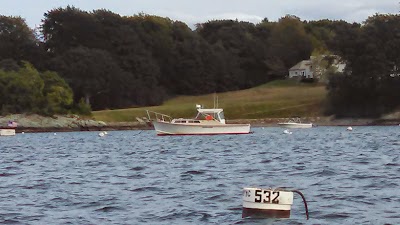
[146,110,173,123]
[288,117,302,123]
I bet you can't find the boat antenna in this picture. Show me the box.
[213,92,219,109]
[213,92,216,109]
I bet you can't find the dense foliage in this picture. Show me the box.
[39,7,315,110]
[325,15,400,117]
[0,62,74,115]
[0,8,399,117]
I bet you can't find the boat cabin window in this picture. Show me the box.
[188,120,201,123]
[174,120,186,123]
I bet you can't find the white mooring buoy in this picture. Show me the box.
[98,131,105,137]
[242,187,309,220]
[346,126,353,131]
[283,129,292,134]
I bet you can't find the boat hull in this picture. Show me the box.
[0,128,16,136]
[152,121,251,135]
[277,123,313,129]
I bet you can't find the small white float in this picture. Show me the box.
[283,129,292,134]
[98,131,105,137]
[242,187,309,219]
[346,126,353,131]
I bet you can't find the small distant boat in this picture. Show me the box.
[146,105,251,136]
[278,117,313,129]
[0,121,17,136]
[0,128,16,136]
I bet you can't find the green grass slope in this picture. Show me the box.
[92,80,327,122]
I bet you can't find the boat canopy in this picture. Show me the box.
[195,108,225,124]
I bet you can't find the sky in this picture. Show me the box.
[0,0,398,29]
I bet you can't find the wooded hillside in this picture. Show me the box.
[0,8,399,117]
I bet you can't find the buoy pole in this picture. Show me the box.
[292,190,309,220]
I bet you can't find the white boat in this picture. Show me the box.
[146,106,251,135]
[0,121,17,136]
[277,117,313,129]
[0,128,16,136]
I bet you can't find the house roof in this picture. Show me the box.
[289,60,311,70]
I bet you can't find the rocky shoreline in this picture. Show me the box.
[0,114,106,133]
[0,114,399,133]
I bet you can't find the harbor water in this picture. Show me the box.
[0,126,399,224]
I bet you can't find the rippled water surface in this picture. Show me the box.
[0,126,399,224]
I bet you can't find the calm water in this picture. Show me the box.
[0,126,399,224]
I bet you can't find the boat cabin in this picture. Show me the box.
[146,106,227,125]
[169,108,226,124]
[195,108,226,124]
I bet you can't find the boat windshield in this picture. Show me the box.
[219,112,225,120]
[288,117,302,123]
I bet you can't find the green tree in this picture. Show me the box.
[268,15,313,70]
[0,63,44,113]
[0,62,75,115]
[0,16,35,60]
[0,58,20,71]
[304,19,341,55]
[196,20,270,90]
[40,71,73,114]
[49,46,124,109]
[41,6,103,55]
[326,14,400,117]
[0,15,44,68]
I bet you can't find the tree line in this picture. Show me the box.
[0,6,399,117]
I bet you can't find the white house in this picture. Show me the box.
[288,60,313,79]
[289,55,346,81]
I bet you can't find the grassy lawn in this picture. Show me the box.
[92,80,328,122]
